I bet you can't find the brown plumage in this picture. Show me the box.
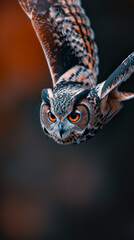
[18,0,134,144]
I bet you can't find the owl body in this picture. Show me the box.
[18,0,134,144]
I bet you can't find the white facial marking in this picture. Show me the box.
[54,118,74,139]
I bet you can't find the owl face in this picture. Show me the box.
[40,79,126,144]
[40,102,90,142]
[40,82,93,144]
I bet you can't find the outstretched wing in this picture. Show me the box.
[18,0,99,86]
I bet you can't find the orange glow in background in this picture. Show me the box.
[0,1,134,240]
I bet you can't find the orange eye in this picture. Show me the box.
[68,111,80,122]
[47,111,56,122]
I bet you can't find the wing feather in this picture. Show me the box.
[18,0,99,86]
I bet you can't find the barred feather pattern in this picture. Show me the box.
[18,0,99,87]
[18,0,134,144]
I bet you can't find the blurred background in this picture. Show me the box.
[0,0,134,239]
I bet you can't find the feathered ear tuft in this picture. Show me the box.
[74,89,90,105]
[96,52,134,121]
[41,88,53,105]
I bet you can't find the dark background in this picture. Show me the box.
[0,0,134,239]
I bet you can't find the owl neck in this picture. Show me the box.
[55,65,96,88]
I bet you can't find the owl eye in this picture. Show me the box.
[47,110,56,122]
[68,110,81,122]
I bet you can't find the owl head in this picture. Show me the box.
[40,77,133,144]
[40,81,91,144]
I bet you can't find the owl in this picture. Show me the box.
[18,0,134,144]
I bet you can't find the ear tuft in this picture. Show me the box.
[74,89,90,105]
[41,88,53,104]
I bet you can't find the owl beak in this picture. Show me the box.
[58,122,65,138]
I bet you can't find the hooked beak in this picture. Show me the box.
[58,122,65,138]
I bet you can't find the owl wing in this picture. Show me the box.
[18,0,99,87]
